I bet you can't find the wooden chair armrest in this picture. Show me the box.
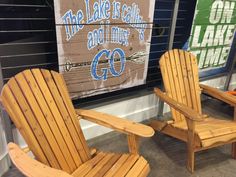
[8,143,72,177]
[76,109,154,138]
[154,88,204,122]
[200,84,236,106]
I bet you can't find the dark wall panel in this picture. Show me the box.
[0,0,193,104]
[0,0,58,83]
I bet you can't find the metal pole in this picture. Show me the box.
[0,62,13,143]
[168,0,180,50]
[0,61,12,169]
[157,0,180,119]
[224,35,236,91]
[224,53,236,91]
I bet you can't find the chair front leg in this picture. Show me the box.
[127,134,139,154]
[186,119,196,173]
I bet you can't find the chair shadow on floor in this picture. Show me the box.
[152,132,232,172]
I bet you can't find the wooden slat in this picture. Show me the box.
[172,117,236,149]
[85,153,114,177]
[41,69,88,164]
[201,133,236,147]
[173,49,188,121]
[8,143,72,177]
[13,73,71,173]
[173,118,236,141]
[184,51,197,111]
[8,77,64,170]
[93,154,121,177]
[178,50,193,109]
[184,52,199,113]
[2,68,151,177]
[1,68,92,173]
[159,49,203,122]
[169,50,185,121]
[51,70,91,161]
[31,69,83,169]
[138,164,150,177]
[22,70,78,170]
[173,50,187,104]
[73,153,149,177]
[1,85,49,166]
[159,54,178,121]
[164,52,182,121]
[155,49,236,172]
[190,53,202,114]
[113,155,139,177]
[126,157,148,177]
[72,152,106,177]
[104,154,130,177]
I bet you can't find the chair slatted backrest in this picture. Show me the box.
[159,49,202,122]
[1,69,91,174]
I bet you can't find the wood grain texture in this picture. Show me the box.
[173,118,236,141]
[54,0,155,99]
[103,154,130,177]
[159,49,202,122]
[72,152,106,177]
[1,69,91,172]
[51,70,91,160]
[113,155,140,177]
[8,143,72,177]
[186,119,195,173]
[1,85,49,166]
[77,109,154,137]
[72,154,148,177]
[1,69,93,173]
[152,49,236,172]
[125,157,148,177]
[200,84,236,106]
[1,68,151,177]
[154,88,204,122]
[127,134,139,154]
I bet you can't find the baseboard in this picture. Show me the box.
[0,155,10,176]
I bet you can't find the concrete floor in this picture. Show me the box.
[3,99,236,177]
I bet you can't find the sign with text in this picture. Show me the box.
[188,0,236,72]
[54,0,155,99]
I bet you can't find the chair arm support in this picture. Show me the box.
[200,84,236,106]
[154,88,198,150]
[154,88,204,122]
[8,143,72,177]
[76,109,154,138]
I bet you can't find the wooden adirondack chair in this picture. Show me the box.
[0,69,154,177]
[151,49,236,173]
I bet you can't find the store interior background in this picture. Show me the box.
[1,0,236,175]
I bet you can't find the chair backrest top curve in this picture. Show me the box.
[1,69,91,174]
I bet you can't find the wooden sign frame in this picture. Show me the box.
[54,0,156,99]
